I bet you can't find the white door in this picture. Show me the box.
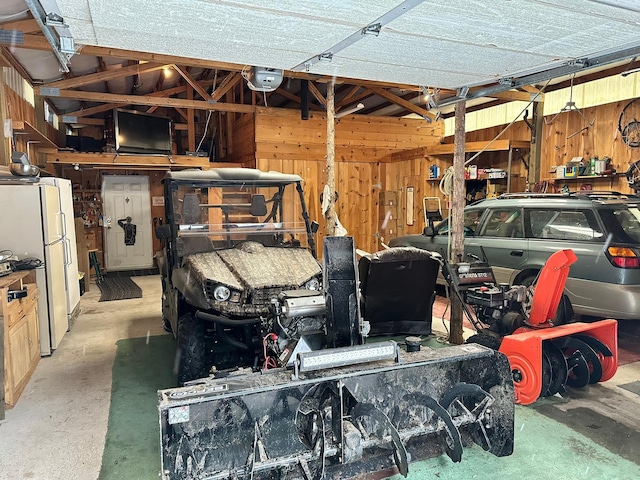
[102,175,154,270]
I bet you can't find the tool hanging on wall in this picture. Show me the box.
[117,216,137,245]
[618,98,640,148]
[544,74,595,133]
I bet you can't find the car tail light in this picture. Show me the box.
[607,246,640,268]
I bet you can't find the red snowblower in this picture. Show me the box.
[443,248,618,405]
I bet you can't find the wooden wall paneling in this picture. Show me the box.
[229,112,256,165]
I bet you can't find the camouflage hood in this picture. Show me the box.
[184,242,321,291]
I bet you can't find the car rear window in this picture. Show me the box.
[597,206,640,244]
[529,209,603,241]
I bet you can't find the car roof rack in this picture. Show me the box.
[569,190,640,200]
[497,191,640,201]
[497,192,569,199]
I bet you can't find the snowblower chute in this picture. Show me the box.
[158,240,515,479]
[444,248,618,405]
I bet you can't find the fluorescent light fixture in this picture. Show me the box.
[335,102,365,119]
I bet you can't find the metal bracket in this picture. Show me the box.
[24,0,75,72]
[361,23,382,36]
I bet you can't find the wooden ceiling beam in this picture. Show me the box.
[0,47,33,83]
[480,89,542,102]
[276,89,323,111]
[43,62,168,90]
[212,72,242,102]
[337,88,375,109]
[36,88,256,113]
[369,87,435,119]
[65,117,105,126]
[308,82,326,107]
[336,85,360,109]
[64,103,119,118]
[1,19,41,34]
[173,65,212,101]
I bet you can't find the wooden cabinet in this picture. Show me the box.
[1,271,39,415]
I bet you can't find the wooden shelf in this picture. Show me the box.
[393,139,530,161]
[543,174,620,181]
[425,140,530,156]
[11,120,58,149]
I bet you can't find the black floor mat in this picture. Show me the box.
[98,276,143,302]
[619,380,640,396]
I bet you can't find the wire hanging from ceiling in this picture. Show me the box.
[544,73,595,127]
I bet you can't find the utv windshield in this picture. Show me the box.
[171,182,312,249]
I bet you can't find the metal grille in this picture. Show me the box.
[250,286,294,305]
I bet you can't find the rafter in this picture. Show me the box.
[0,47,33,83]
[337,88,374,110]
[212,72,242,101]
[36,88,256,114]
[308,82,326,107]
[369,87,434,119]
[173,65,212,101]
[43,62,168,90]
[1,18,41,33]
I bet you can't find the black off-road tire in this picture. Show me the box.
[466,333,503,351]
[177,313,209,385]
[162,317,173,333]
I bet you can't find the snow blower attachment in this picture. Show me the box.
[158,240,515,479]
[444,249,618,405]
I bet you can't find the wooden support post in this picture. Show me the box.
[529,99,544,188]
[449,101,467,346]
[325,81,336,236]
[187,86,195,152]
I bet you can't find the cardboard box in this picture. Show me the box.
[380,219,398,237]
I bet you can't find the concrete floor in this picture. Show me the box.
[0,276,165,480]
[1,276,639,479]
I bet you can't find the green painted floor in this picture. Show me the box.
[100,335,640,480]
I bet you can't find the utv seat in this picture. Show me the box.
[358,247,440,336]
[178,235,214,257]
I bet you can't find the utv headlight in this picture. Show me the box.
[213,285,231,301]
[305,278,320,291]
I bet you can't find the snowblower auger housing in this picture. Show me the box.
[156,169,515,479]
[444,248,618,405]
[158,342,514,480]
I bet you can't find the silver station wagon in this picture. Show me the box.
[390,192,640,320]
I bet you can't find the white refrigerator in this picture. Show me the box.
[40,177,81,325]
[0,184,70,355]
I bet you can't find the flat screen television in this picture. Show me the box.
[114,109,172,154]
